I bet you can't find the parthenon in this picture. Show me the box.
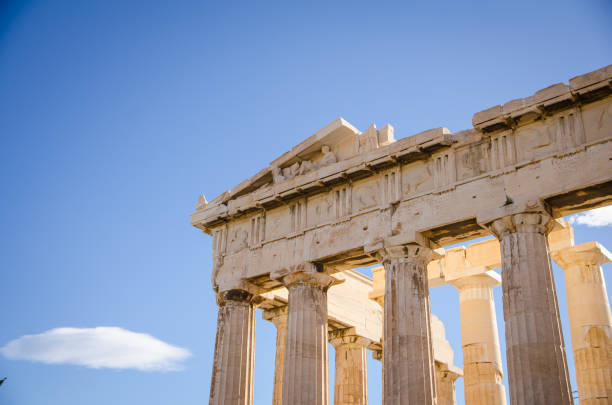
[191,65,612,404]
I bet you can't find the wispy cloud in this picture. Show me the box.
[567,206,612,228]
[0,327,191,371]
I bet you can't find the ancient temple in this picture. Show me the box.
[191,65,612,405]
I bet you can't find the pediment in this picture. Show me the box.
[223,118,396,201]
[270,118,361,169]
[269,118,395,185]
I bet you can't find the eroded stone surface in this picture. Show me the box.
[281,271,334,405]
[380,244,438,405]
[330,328,370,405]
[489,213,573,405]
[193,65,612,405]
[209,290,257,405]
[553,242,612,405]
[262,306,289,405]
[450,273,506,405]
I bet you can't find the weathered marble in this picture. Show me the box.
[553,242,612,405]
[209,290,257,405]
[330,328,370,405]
[450,272,506,405]
[380,244,439,405]
[490,213,573,405]
[263,306,289,405]
[281,271,335,405]
[191,65,612,405]
[435,362,462,405]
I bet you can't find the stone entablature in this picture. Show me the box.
[192,66,612,293]
[196,65,612,405]
[368,219,573,296]
[260,269,383,349]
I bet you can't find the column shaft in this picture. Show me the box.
[435,363,461,405]
[282,271,334,405]
[382,244,437,405]
[330,331,369,405]
[554,242,612,404]
[263,307,289,405]
[490,213,573,405]
[209,289,256,405]
[451,274,506,405]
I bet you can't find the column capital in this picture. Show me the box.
[368,266,385,306]
[281,270,337,290]
[435,361,463,382]
[448,270,501,291]
[216,288,261,306]
[329,327,371,349]
[262,305,289,326]
[378,243,442,265]
[488,212,553,239]
[552,241,612,269]
[372,349,383,362]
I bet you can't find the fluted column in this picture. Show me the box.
[450,272,506,405]
[282,270,335,405]
[552,242,612,404]
[435,362,462,405]
[330,328,370,405]
[209,289,257,405]
[489,213,573,405]
[380,244,439,405]
[262,306,289,405]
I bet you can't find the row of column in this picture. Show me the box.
[208,212,612,404]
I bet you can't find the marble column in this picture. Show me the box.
[435,362,462,405]
[330,328,370,405]
[380,244,438,405]
[282,271,335,405]
[262,306,289,405]
[209,289,257,405]
[450,272,507,405]
[489,213,573,405]
[552,241,612,404]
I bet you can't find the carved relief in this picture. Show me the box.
[402,160,433,197]
[227,222,249,253]
[272,146,337,184]
[354,124,396,154]
[306,193,335,227]
[352,177,379,212]
[457,143,488,180]
[355,125,379,153]
[273,162,300,183]
[263,207,287,242]
[515,123,555,162]
[320,145,338,166]
[582,100,612,143]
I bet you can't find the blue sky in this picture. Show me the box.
[0,1,611,404]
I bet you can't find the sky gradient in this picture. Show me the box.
[1,1,611,404]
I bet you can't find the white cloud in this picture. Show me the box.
[567,205,612,228]
[0,327,191,371]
